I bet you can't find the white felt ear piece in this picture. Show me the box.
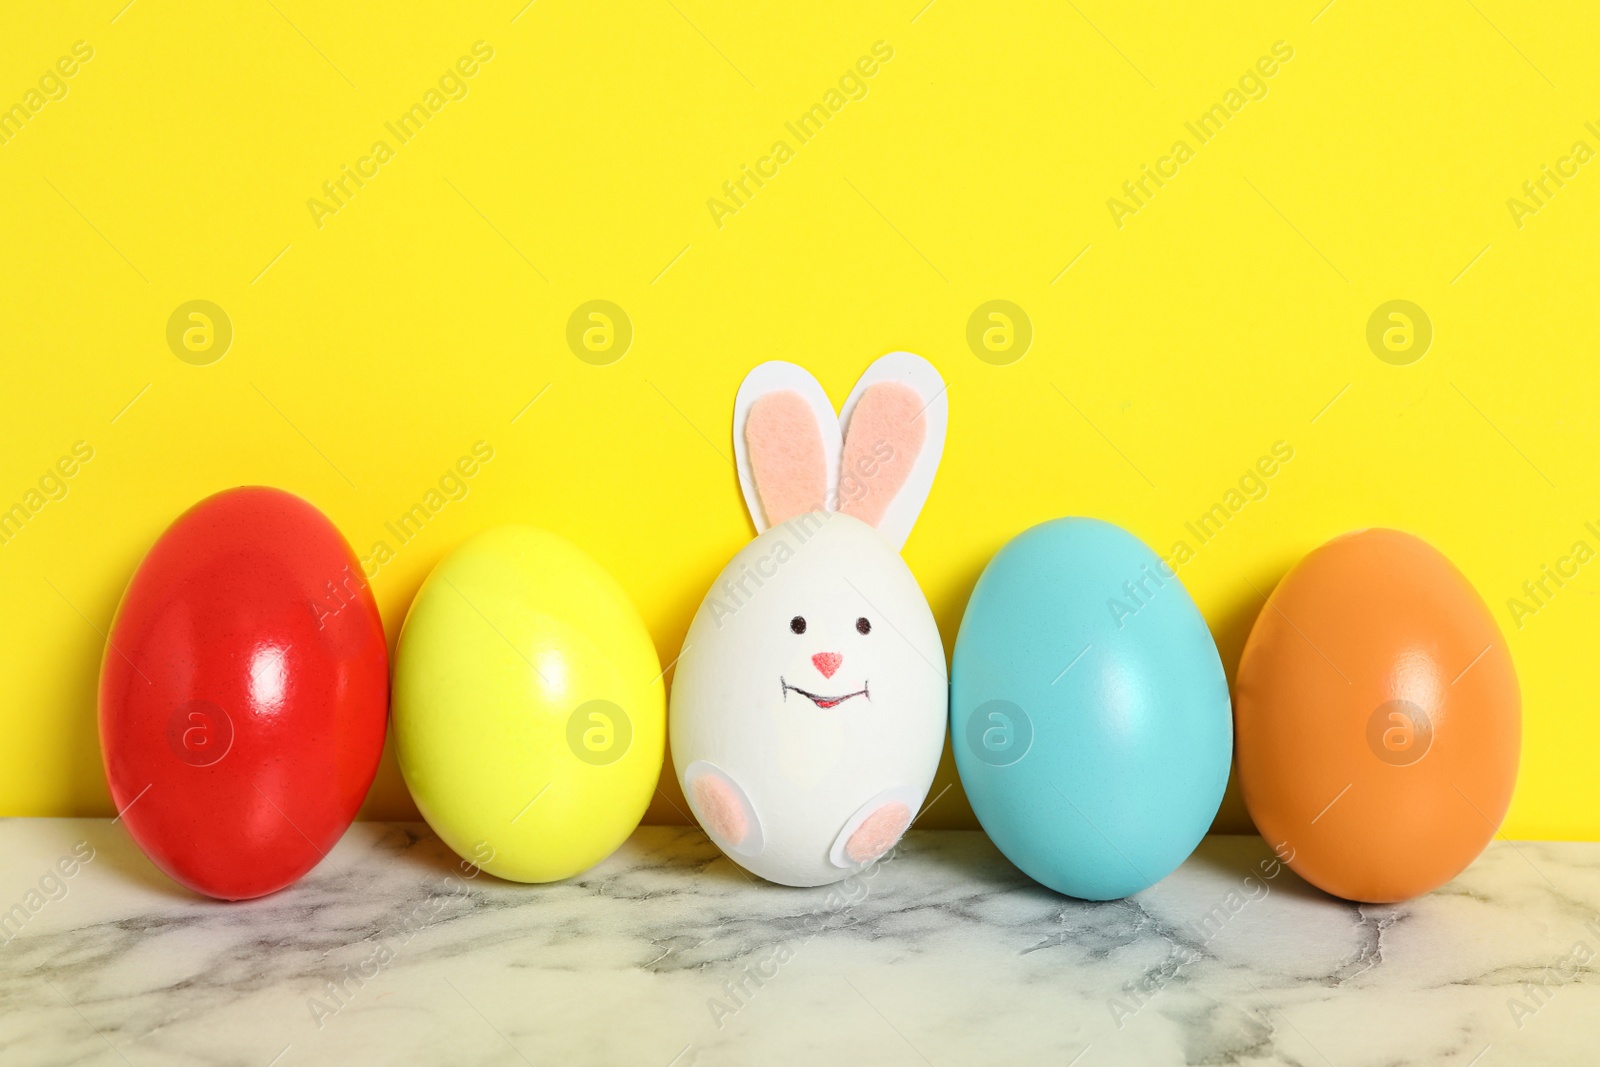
[838,352,946,552]
[733,363,841,534]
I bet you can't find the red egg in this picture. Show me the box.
[99,487,388,900]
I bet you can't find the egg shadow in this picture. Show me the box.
[1202,561,1297,837]
[87,821,226,904]
[372,818,771,897]
[1186,834,1357,911]
[915,541,1003,834]
[644,545,738,829]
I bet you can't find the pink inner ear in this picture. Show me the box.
[839,382,925,529]
[745,390,827,526]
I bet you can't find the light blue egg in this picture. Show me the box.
[952,518,1232,900]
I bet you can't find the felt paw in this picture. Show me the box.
[683,761,763,857]
[845,802,911,865]
[692,775,748,844]
[830,785,923,868]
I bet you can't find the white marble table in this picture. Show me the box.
[0,820,1595,1066]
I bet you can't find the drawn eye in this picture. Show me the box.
[856,617,872,635]
[790,616,806,634]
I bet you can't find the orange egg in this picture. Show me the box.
[1234,529,1519,902]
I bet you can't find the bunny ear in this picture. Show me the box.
[733,362,842,533]
[732,354,946,545]
[837,352,946,551]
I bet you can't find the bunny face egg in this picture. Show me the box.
[671,512,947,887]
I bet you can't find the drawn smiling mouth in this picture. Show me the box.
[780,678,870,710]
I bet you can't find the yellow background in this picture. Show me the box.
[3,1,1596,839]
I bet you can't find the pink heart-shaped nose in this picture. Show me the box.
[812,652,842,679]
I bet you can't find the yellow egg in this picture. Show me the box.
[393,527,664,882]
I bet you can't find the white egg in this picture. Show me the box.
[670,352,951,886]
